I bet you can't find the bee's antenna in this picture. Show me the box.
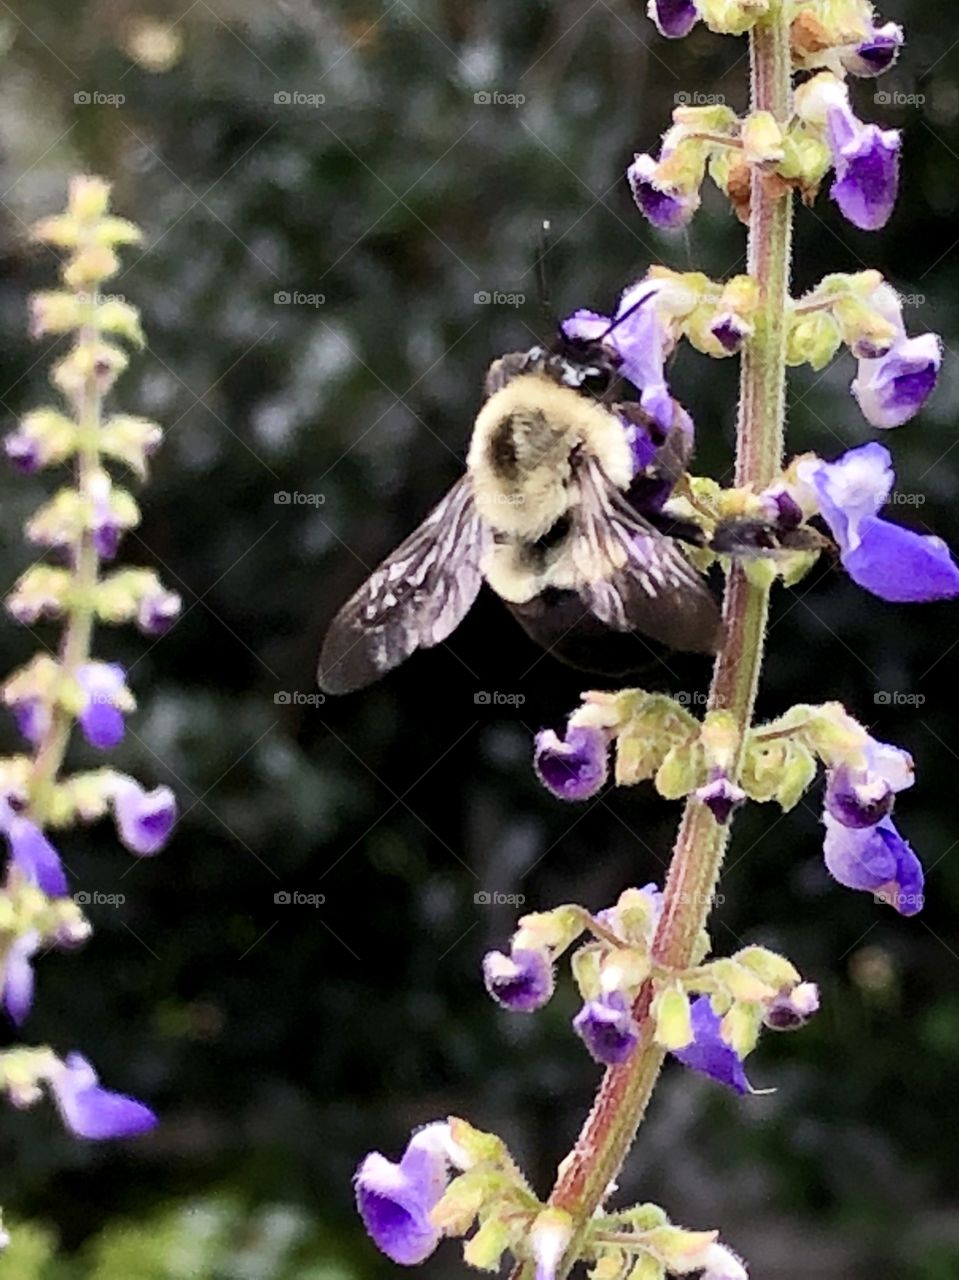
[598,283,657,341]
[534,218,553,323]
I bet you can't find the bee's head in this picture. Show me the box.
[522,331,623,399]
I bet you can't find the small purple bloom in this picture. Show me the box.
[10,696,51,747]
[5,431,42,473]
[823,813,924,914]
[627,153,699,230]
[826,101,901,230]
[852,331,941,429]
[111,778,177,856]
[825,739,912,829]
[355,1124,452,1265]
[2,930,39,1026]
[573,991,639,1065]
[483,947,554,1012]
[136,586,182,636]
[671,996,752,1094]
[564,281,689,436]
[76,662,129,750]
[93,520,122,560]
[710,312,751,354]
[49,1053,158,1139]
[534,724,609,802]
[841,21,904,77]
[763,981,820,1031]
[696,773,746,825]
[801,444,959,603]
[646,0,699,38]
[0,796,68,897]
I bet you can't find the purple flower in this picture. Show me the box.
[534,724,609,802]
[49,1053,158,1139]
[76,662,129,750]
[0,796,68,897]
[355,1123,453,1265]
[110,778,176,855]
[573,992,639,1065]
[823,814,924,914]
[825,739,912,829]
[852,332,941,429]
[627,153,699,230]
[710,312,751,354]
[563,280,691,435]
[5,431,42,473]
[841,21,904,77]
[647,0,699,38]
[2,930,39,1026]
[483,947,554,1012]
[9,696,51,746]
[696,773,746,825]
[825,97,901,230]
[671,996,752,1094]
[763,981,820,1031]
[800,443,959,603]
[136,585,182,636]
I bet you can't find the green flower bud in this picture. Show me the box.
[463,1217,514,1271]
[99,415,163,479]
[775,743,818,811]
[652,982,694,1050]
[720,1001,762,1058]
[698,0,769,35]
[786,311,842,370]
[742,111,785,167]
[654,742,705,801]
[734,945,801,991]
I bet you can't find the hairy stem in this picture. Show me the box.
[521,11,795,1276]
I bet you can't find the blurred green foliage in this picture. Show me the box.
[1,1,959,1277]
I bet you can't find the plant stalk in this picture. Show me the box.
[518,10,795,1276]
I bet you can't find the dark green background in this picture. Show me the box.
[0,2,957,1276]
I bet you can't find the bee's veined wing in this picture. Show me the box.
[571,456,721,655]
[318,476,488,694]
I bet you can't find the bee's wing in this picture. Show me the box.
[318,476,488,694]
[571,456,721,655]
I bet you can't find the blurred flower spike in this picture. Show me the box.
[0,177,176,1243]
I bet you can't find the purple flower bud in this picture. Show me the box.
[800,444,959,603]
[841,21,904,77]
[4,431,42,473]
[111,778,176,856]
[355,1124,453,1265]
[825,765,894,829]
[763,981,820,1031]
[573,991,639,1065]
[534,724,609,802]
[646,0,699,38]
[671,996,752,1094]
[49,1052,158,1140]
[0,796,68,897]
[483,947,554,1012]
[852,332,941,429]
[826,104,901,230]
[2,930,39,1025]
[10,696,51,747]
[709,312,751,354]
[136,586,182,636]
[823,813,924,914]
[75,662,129,750]
[627,154,699,230]
[696,774,746,825]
